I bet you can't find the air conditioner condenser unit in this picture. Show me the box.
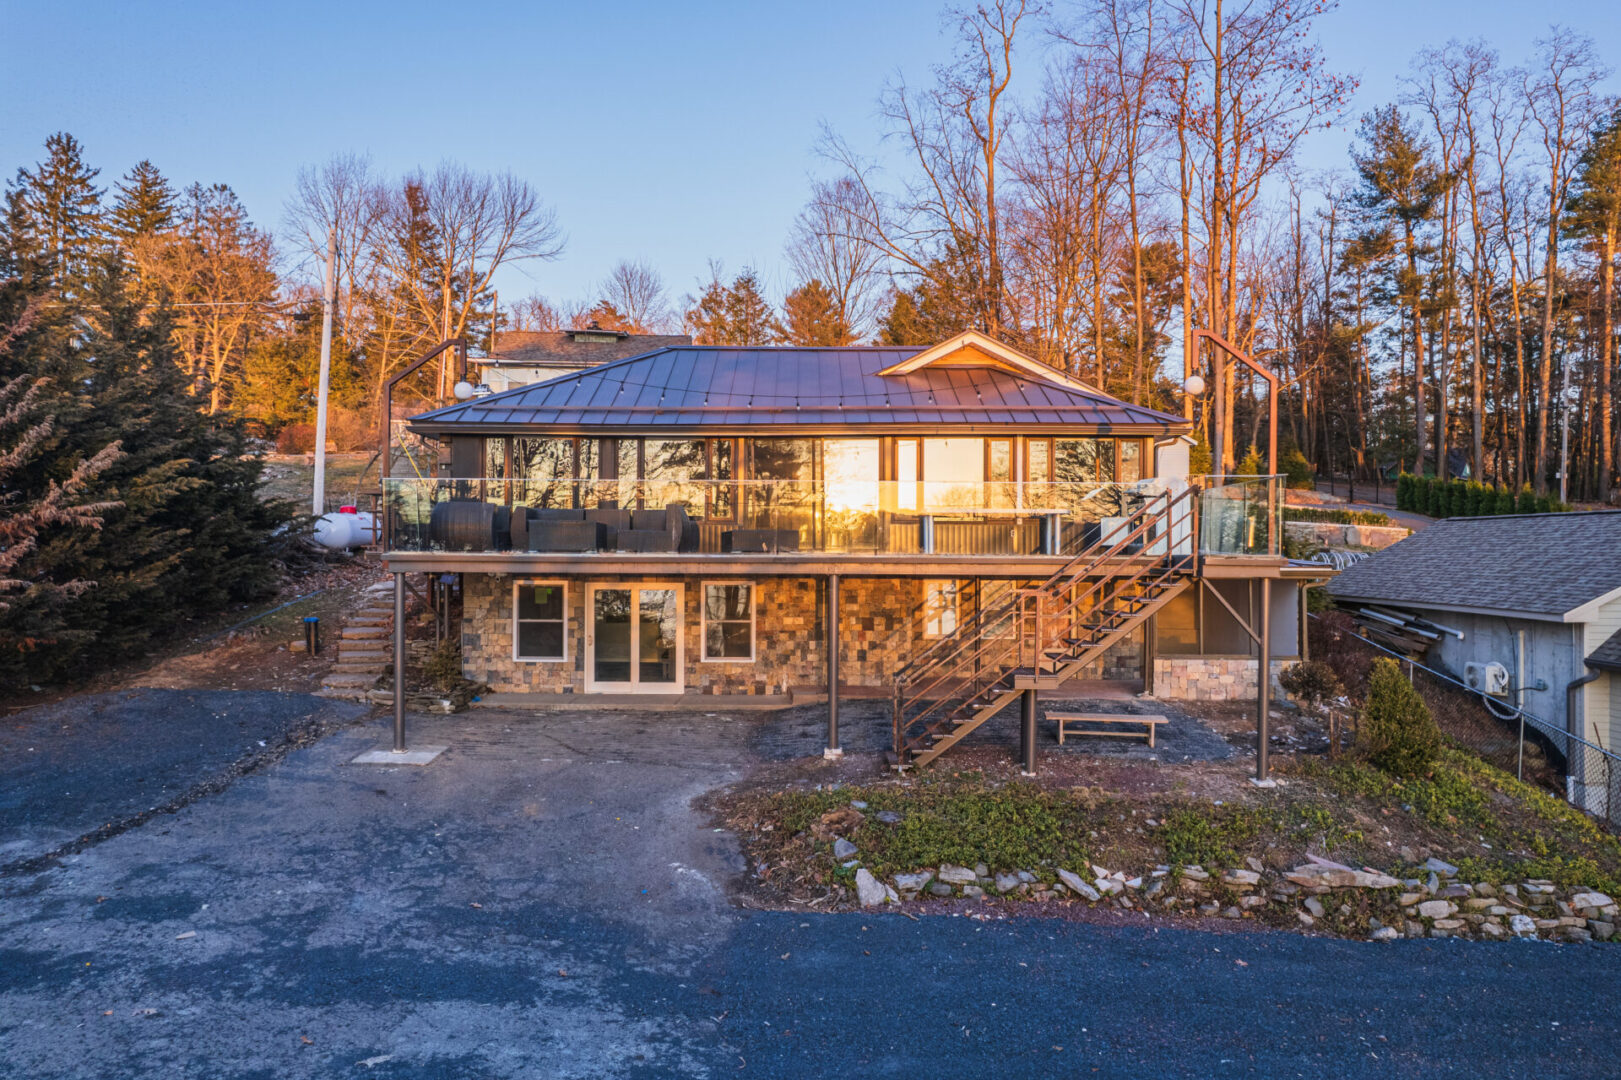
[1464,661,1511,697]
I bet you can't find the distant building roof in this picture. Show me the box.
[484,327,692,370]
[1328,511,1621,620]
[412,332,1191,436]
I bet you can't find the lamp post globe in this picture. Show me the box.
[453,380,476,401]
[1184,373,1206,397]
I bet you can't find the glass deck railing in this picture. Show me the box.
[378,476,1282,558]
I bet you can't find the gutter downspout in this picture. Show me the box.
[1565,661,1602,805]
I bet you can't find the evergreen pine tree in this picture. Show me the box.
[108,159,175,248]
[782,279,853,346]
[4,132,104,293]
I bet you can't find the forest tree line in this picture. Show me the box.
[6,1,1621,505]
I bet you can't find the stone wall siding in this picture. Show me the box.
[1284,520,1409,551]
[460,573,1143,696]
[1152,656,1296,701]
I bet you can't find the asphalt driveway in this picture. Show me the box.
[3,700,1620,1078]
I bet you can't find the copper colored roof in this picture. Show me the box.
[413,345,1191,435]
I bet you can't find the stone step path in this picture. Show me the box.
[318,580,399,700]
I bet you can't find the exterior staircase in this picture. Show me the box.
[893,486,1198,769]
[317,581,398,699]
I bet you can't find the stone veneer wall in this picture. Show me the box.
[1152,656,1295,701]
[460,573,1144,696]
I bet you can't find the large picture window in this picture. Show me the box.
[702,582,755,661]
[513,581,568,662]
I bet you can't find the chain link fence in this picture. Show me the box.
[1310,612,1621,829]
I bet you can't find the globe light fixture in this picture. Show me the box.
[1184,373,1207,396]
[453,380,476,401]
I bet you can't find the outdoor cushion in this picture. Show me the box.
[528,520,605,553]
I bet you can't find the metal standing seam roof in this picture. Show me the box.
[1328,511,1621,619]
[411,345,1191,433]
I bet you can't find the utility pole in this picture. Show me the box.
[1558,348,1571,504]
[312,227,336,516]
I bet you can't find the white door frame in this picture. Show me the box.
[584,582,685,694]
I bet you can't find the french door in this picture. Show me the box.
[585,584,684,693]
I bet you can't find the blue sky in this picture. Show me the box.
[3,0,1618,312]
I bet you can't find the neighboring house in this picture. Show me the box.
[1329,511,1621,810]
[383,330,1321,767]
[477,326,692,391]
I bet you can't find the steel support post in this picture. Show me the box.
[1020,688,1037,776]
[824,574,842,759]
[1255,578,1272,781]
[393,572,407,753]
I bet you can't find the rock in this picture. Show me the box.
[995,873,1022,893]
[938,865,978,885]
[1304,897,1326,919]
[1571,891,1615,911]
[1589,920,1615,941]
[1297,912,1315,927]
[1220,906,1242,919]
[1239,894,1267,910]
[1181,866,1210,882]
[849,800,869,810]
[1426,872,1440,895]
[1432,918,1465,930]
[1509,914,1538,937]
[1475,883,1496,898]
[1245,856,1265,873]
[855,869,889,907]
[1437,884,1471,900]
[1096,878,1124,896]
[928,882,954,897]
[1463,898,1495,912]
[895,871,933,892]
[1017,870,1036,883]
[1143,878,1164,899]
[833,837,858,860]
[1285,866,1400,890]
[1223,869,1262,887]
[1369,926,1400,942]
[1564,927,1593,943]
[1481,921,1508,939]
[1404,921,1426,938]
[1058,869,1101,901]
[876,810,903,825]
[1398,893,1424,907]
[1422,857,1458,876]
[1197,902,1221,916]
[1125,877,1143,890]
[974,863,989,878]
[962,885,985,898]
[1418,900,1456,919]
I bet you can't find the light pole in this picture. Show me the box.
[312,227,337,516]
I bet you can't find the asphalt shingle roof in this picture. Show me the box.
[1328,511,1621,619]
[412,345,1189,434]
[1589,627,1621,672]
[487,330,692,368]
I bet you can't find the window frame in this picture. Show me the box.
[700,580,757,663]
[511,579,569,664]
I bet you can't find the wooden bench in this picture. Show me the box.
[1050,712,1169,748]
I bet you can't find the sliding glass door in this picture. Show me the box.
[586,584,684,693]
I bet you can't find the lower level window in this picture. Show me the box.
[703,583,754,660]
[924,580,960,638]
[514,581,567,661]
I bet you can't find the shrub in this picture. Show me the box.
[276,422,316,453]
[1396,472,1413,511]
[1190,434,1213,476]
[423,639,464,692]
[1359,657,1442,778]
[1279,660,1344,711]
[1281,446,1315,488]
[1235,444,1265,476]
[1284,506,1393,526]
[1517,484,1537,514]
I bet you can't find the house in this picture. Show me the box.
[381,330,1320,768]
[477,326,692,392]
[1328,511,1621,810]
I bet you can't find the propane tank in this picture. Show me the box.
[314,506,377,549]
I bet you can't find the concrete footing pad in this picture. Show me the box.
[350,745,447,766]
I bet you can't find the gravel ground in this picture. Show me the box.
[2,701,1619,1078]
[757,696,1232,763]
